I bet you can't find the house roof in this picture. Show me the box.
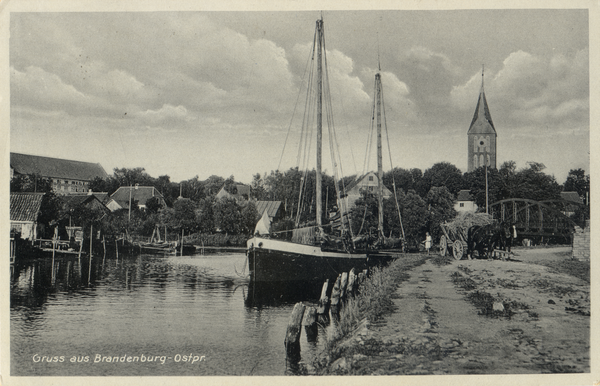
[255,201,282,218]
[10,152,108,181]
[110,186,165,208]
[345,172,392,195]
[456,190,474,202]
[560,191,582,204]
[467,74,496,135]
[58,194,110,216]
[216,184,250,200]
[66,192,110,204]
[10,192,45,222]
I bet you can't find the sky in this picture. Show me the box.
[7,7,591,185]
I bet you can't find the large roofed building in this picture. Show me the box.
[10,152,108,194]
[467,68,497,172]
[110,186,167,211]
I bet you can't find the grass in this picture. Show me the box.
[430,255,455,266]
[314,254,428,369]
[450,271,477,291]
[535,259,590,283]
[530,279,577,296]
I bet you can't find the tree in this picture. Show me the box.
[349,191,379,236]
[213,197,242,234]
[250,173,267,200]
[165,198,199,233]
[563,168,589,201]
[398,190,428,250]
[240,202,259,235]
[195,197,216,233]
[145,196,163,214]
[382,167,418,194]
[512,162,562,202]
[462,166,502,209]
[204,175,225,197]
[418,162,464,197]
[425,186,457,241]
[10,174,53,193]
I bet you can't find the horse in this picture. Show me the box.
[467,222,505,259]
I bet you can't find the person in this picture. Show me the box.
[425,232,432,255]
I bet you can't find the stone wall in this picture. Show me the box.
[572,220,590,262]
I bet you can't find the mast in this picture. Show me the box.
[376,73,384,239]
[316,18,323,227]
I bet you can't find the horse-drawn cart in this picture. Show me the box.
[438,213,513,261]
[439,223,469,260]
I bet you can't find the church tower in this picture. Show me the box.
[467,67,497,172]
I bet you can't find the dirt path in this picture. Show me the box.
[326,250,589,375]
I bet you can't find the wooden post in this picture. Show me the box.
[347,268,357,297]
[284,302,306,363]
[339,272,349,301]
[317,279,330,324]
[102,236,106,258]
[302,306,318,342]
[330,274,342,315]
[115,238,119,260]
[358,272,365,286]
[181,229,184,256]
[89,224,93,257]
[78,236,83,259]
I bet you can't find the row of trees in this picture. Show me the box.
[11,160,589,246]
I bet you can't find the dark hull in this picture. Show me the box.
[246,237,368,283]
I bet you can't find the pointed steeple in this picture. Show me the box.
[467,66,496,135]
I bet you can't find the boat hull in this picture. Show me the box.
[246,237,368,283]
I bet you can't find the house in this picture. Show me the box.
[59,194,111,238]
[10,192,45,240]
[216,184,250,201]
[254,201,284,222]
[69,191,120,212]
[560,191,583,217]
[10,152,108,194]
[455,190,478,213]
[343,172,392,209]
[109,186,167,210]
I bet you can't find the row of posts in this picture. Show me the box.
[284,268,369,363]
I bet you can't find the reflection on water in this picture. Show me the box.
[11,252,328,376]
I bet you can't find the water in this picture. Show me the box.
[10,251,327,376]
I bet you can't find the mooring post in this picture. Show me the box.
[302,306,318,342]
[89,224,93,257]
[339,272,349,302]
[330,274,342,316]
[285,302,306,363]
[316,279,330,321]
[347,268,357,297]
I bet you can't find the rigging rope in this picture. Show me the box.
[381,77,406,241]
[278,27,316,172]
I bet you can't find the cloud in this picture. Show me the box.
[450,48,589,128]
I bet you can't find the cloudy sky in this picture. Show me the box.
[8,7,591,184]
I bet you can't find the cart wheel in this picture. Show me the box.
[453,240,464,260]
[439,235,447,256]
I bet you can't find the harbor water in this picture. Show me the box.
[10,251,327,376]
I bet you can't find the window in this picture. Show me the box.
[460,203,464,207]
[369,176,374,181]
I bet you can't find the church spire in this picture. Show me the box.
[467,64,497,172]
[468,65,496,134]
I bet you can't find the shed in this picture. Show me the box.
[254,201,284,222]
[10,192,45,240]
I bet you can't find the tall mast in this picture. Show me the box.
[316,18,323,227]
[376,73,384,238]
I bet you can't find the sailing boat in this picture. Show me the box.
[246,18,369,283]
